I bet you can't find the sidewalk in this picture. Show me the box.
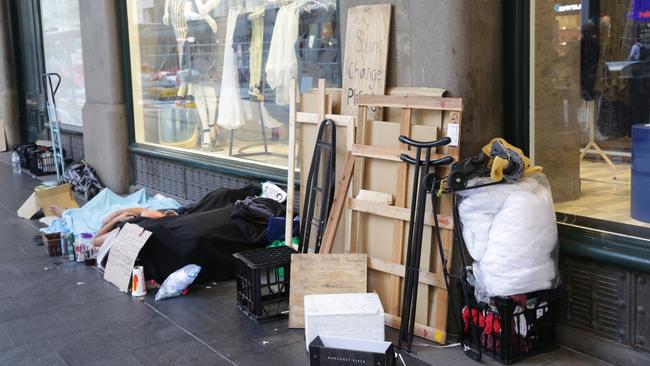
[0,152,610,366]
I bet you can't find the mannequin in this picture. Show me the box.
[163,0,221,146]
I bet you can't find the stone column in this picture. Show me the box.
[339,0,504,156]
[0,0,20,146]
[79,0,130,193]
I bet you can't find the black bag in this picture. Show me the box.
[63,161,104,200]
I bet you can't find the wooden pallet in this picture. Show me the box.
[348,94,463,344]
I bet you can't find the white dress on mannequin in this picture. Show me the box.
[265,3,299,105]
[216,9,245,130]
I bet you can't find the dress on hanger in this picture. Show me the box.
[217,9,245,130]
[265,3,300,105]
[248,9,265,100]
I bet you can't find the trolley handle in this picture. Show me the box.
[398,135,451,148]
[42,73,62,100]
[399,154,454,166]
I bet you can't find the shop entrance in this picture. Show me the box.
[8,0,47,142]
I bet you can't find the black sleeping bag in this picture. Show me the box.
[132,184,285,284]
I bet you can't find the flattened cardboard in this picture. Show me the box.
[289,253,367,328]
[0,119,6,152]
[17,193,39,219]
[104,223,152,292]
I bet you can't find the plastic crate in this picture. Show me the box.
[28,146,57,176]
[462,289,556,365]
[42,233,61,257]
[233,245,295,322]
[13,142,38,168]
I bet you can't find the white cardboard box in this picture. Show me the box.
[304,293,385,350]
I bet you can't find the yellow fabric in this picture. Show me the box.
[481,137,543,182]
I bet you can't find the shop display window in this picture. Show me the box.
[40,0,85,127]
[532,0,650,231]
[125,0,340,170]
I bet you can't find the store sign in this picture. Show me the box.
[633,0,650,21]
[554,3,581,13]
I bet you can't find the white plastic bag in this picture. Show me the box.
[154,264,202,301]
[457,173,559,303]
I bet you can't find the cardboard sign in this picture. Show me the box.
[341,5,391,119]
[104,223,152,292]
[289,253,367,328]
[17,193,39,219]
[35,184,79,217]
[0,119,6,152]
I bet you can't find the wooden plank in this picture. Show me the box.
[0,119,6,152]
[351,144,448,162]
[356,95,463,112]
[386,108,412,316]
[344,110,356,253]
[320,154,355,254]
[288,254,368,328]
[349,199,454,230]
[349,105,368,254]
[384,313,447,344]
[357,190,394,205]
[341,4,391,120]
[367,256,445,289]
[285,79,298,246]
[296,112,354,127]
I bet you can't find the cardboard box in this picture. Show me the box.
[304,293,385,350]
[17,184,79,219]
[309,335,395,366]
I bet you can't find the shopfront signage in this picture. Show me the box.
[633,0,650,21]
[554,3,581,13]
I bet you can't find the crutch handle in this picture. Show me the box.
[398,135,451,148]
[400,154,454,166]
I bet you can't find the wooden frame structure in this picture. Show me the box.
[348,94,463,344]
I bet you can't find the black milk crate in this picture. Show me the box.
[233,245,295,322]
[27,146,57,176]
[462,289,556,365]
[13,142,38,168]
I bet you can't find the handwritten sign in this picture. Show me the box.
[289,253,367,328]
[341,4,391,119]
[104,223,152,292]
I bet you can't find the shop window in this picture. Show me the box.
[125,0,340,170]
[40,0,85,127]
[532,0,650,231]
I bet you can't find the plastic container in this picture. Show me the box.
[27,146,57,176]
[232,245,295,322]
[78,233,94,265]
[66,232,75,261]
[461,289,556,365]
[60,228,69,257]
[42,233,62,256]
[11,151,21,174]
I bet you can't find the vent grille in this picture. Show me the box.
[557,257,629,343]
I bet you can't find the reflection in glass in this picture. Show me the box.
[127,0,340,169]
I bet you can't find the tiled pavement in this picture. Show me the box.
[0,152,611,365]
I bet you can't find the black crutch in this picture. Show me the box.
[397,135,453,350]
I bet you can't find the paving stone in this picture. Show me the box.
[131,337,235,366]
[47,327,124,366]
[0,341,67,366]
[0,312,71,346]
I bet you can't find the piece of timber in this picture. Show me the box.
[351,144,447,162]
[355,95,463,112]
[367,256,445,289]
[320,154,355,254]
[384,313,447,344]
[348,198,454,230]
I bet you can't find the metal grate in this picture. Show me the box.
[557,257,630,343]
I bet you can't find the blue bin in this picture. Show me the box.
[631,124,650,223]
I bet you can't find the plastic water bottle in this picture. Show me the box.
[11,151,21,174]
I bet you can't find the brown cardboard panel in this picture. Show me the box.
[35,184,79,217]
[288,253,367,328]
